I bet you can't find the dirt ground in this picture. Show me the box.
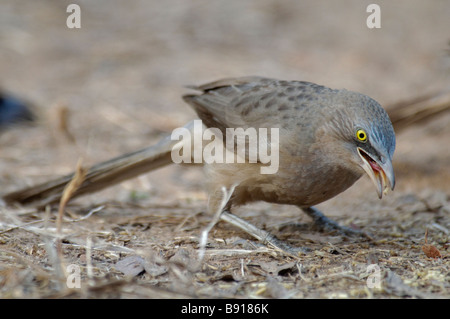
[0,0,449,299]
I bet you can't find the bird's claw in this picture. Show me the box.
[301,207,373,240]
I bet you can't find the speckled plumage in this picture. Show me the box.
[183,76,396,210]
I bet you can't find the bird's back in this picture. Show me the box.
[183,76,335,133]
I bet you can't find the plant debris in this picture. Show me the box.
[421,229,443,259]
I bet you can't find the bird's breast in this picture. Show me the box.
[228,154,362,208]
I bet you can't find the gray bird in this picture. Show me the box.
[3,76,396,254]
[184,76,395,204]
[182,76,395,253]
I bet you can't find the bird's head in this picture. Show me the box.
[320,90,396,199]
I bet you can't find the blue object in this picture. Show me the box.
[0,93,34,128]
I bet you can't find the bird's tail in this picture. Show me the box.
[2,121,198,207]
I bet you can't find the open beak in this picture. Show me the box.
[357,147,395,199]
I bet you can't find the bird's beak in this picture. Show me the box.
[357,147,395,199]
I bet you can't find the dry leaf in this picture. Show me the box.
[56,158,87,233]
[422,229,442,259]
[422,245,442,259]
[115,256,146,277]
[168,248,199,271]
[143,254,168,277]
[143,261,168,277]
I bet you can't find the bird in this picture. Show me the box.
[3,76,396,255]
[182,76,396,255]
[184,76,395,205]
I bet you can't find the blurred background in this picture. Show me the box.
[0,0,449,300]
[0,0,449,203]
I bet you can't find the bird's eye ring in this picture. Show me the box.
[356,129,367,142]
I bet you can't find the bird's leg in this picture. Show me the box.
[220,211,308,255]
[198,184,237,260]
[300,206,371,239]
[199,184,308,258]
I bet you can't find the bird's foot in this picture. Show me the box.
[261,231,311,255]
[301,207,373,240]
[220,211,310,256]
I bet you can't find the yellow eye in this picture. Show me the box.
[356,129,367,142]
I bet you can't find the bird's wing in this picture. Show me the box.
[182,76,328,132]
[183,76,277,131]
[187,76,270,92]
[182,77,332,162]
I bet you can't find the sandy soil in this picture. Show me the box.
[0,0,449,299]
